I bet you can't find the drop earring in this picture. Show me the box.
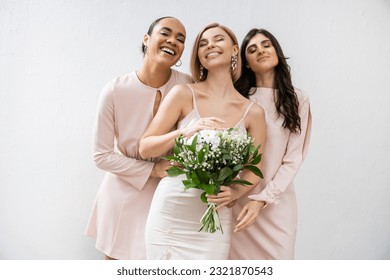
[231,54,238,72]
[199,65,204,80]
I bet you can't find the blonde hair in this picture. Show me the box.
[190,23,241,83]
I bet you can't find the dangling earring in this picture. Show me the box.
[199,65,204,80]
[175,59,182,67]
[231,54,238,72]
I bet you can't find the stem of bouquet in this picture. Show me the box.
[198,202,223,234]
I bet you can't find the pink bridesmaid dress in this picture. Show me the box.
[229,87,312,259]
[85,70,192,259]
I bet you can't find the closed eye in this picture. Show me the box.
[261,40,272,48]
[177,36,185,43]
[215,35,224,42]
[199,39,208,47]
[247,47,257,54]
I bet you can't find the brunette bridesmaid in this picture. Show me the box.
[231,28,312,259]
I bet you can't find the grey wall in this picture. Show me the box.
[0,0,389,259]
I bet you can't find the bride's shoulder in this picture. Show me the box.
[248,101,265,119]
[167,83,193,98]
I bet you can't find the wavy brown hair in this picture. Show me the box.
[190,23,241,83]
[235,29,301,134]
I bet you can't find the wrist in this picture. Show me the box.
[150,162,157,178]
[178,127,188,138]
[253,200,267,209]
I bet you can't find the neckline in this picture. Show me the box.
[185,84,253,129]
[134,69,173,90]
[179,108,247,132]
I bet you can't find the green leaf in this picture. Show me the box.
[189,172,201,185]
[162,155,175,161]
[173,136,183,154]
[244,165,263,178]
[198,144,209,162]
[243,149,250,162]
[203,184,215,195]
[196,170,210,184]
[182,179,191,185]
[232,170,244,178]
[183,183,199,190]
[200,192,207,203]
[232,164,243,172]
[197,148,205,162]
[208,173,218,183]
[167,166,185,177]
[184,135,197,153]
[222,154,231,160]
[249,144,256,154]
[217,167,233,182]
[182,179,199,190]
[249,154,261,165]
[230,179,253,186]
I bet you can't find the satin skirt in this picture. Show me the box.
[145,175,232,260]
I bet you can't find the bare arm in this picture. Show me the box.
[139,85,188,158]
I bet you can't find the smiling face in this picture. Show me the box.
[143,17,186,67]
[245,33,278,75]
[197,26,237,71]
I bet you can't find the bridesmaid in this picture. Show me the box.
[231,29,312,259]
[85,16,192,260]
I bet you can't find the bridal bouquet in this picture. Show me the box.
[164,128,263,233]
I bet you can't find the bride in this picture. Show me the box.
[139,23,266,260]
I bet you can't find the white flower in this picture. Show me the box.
[168,127,261,233]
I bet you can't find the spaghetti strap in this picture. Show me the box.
[241,101,254,121]
[185,84,199,113]
[233,101,254,129]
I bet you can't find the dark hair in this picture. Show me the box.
[235,29,301,134]
[190,23,241,83]
[141,16,174,55]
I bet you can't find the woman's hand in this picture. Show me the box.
[180,117,225,138]
[234,200,265,232]
[207,185,241,211]
[150,159,172,178]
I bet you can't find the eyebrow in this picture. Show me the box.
[200,34,225,42]
[246,39,271,50]
[160,27,186,38]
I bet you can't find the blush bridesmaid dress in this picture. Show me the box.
[229,87,312,260]
[85,70,192,259]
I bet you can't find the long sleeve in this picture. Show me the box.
[92,82,154,191]
[249,94,312,204]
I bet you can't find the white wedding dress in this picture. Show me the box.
[145,85,254,260]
